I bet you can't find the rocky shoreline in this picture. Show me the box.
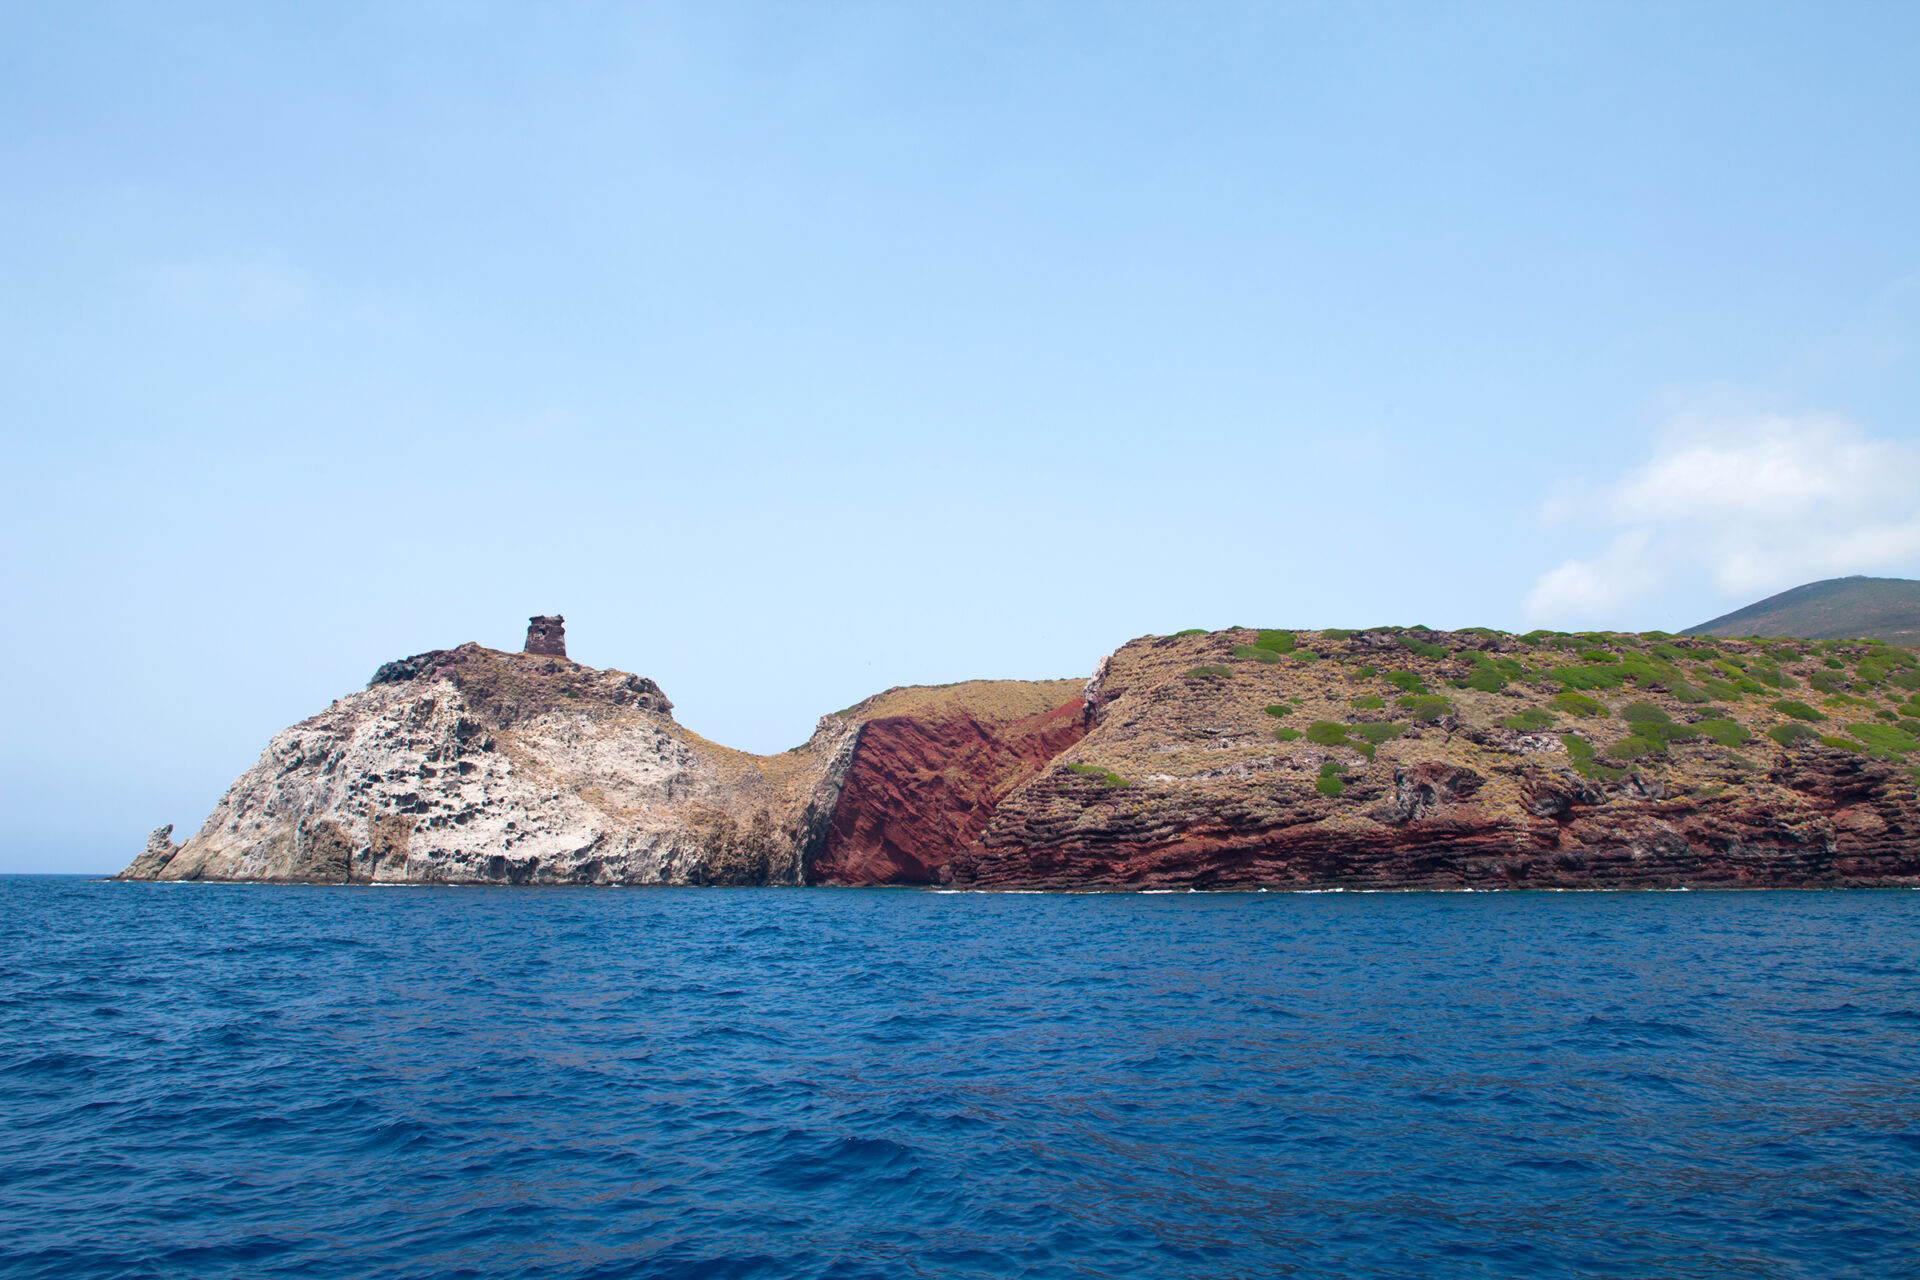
[123,618,1920,889]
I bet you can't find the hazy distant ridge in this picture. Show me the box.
[1685,576,1920,647]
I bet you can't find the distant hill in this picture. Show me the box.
[1684,576,1920,646]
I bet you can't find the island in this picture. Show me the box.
[122,615,1920,889]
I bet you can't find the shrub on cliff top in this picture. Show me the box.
[1396,694,1452,723]
[1691,718,1751,747]
[1848,723,1920,756]
[1256,630,1296,653]
[1173,628,1208,637]
[1772,699,1826,722]
[1698,677,1742,702]
[1550,665,1624,691]
[1305,721,1351,747]
[1562,732,1628,781]
[1549,691,1605,717]
[1396,634,1449,660]
[1607,735,1663,761]
[1231,644,1283,664]
[1321,628,1358,641]
[1384,670,1427,694]
[1662,679,1712,704]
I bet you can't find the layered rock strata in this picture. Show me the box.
[945,629,1920,889]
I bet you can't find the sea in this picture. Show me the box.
[3,878,1918,1279]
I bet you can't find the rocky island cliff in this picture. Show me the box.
[124,617,1920,889]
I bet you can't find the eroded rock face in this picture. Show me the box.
[808,689,1088,885]
[125,644,861,885]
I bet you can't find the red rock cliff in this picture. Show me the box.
[809,684,1088,885]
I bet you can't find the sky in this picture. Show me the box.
[4,2,1919,872]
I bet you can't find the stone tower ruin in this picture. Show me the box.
[524,615,567,658]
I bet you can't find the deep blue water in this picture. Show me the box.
[3,881,1919,1279]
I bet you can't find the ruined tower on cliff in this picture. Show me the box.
[524,615,567,658]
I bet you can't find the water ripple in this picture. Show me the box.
[1,879,1917,1278]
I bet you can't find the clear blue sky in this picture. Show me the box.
[5,2,1919,872]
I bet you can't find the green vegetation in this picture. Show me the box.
[1613,701,1701,750]
[1697,676,1742,701]
[1274,726,1302,742]
[1185,665,1233,680]
[1321,628,1358,641]
[1607,735,1663,760]
[1768,722,1820,747]
[1807,669,1843,693]
[1353,665,1378,679]
[1396,694,1452,723]
[1847,723,1920,756]
[1457,651,1508,692]
[1396,633,1449,660]
[1316,760,1347,797]
[1349,694,1385,710]
[1500,707,1556,731]
[1384,670,1428,694]
[1305,721,1350,747]
[1231,644,1283,664]
[1349,722,1407,745]
[1549,691,1606,717]
[1550,665,1624,691]
[1562,733,1627,781]
[1173,628,1208,637]
[1650,643,1689,663]
[1256,629,1296,653]
[1066,762,1130,787]
[1263,704,1292,718]
[1691,718,1752,747]
[1772,699,1826,722]
[1662,679,1711,704]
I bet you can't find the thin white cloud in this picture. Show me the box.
[148,257,307,318]
[1524,412,1920,626]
